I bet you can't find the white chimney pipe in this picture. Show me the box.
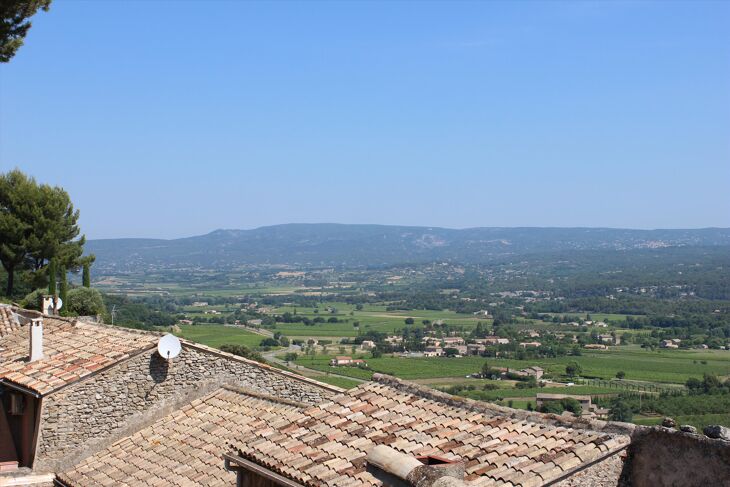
[30,317,44,362]
[42,295,54,315]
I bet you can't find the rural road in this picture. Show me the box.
[262,345,367,384]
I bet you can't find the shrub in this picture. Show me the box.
[609,398,633,422]
[539,398,583,416]
[20,289,45,310]
[540,401,564,414]
[565,361,583,377]
[66,287,106,316]
[284,352,298,362]
[260,337,279,347]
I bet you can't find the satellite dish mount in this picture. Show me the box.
[157,334,182,360]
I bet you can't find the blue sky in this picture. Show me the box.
[1,1,728,239]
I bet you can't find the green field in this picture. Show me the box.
[548,313,643,323]
[176,324,269,349]
[296,347,730,383]
[272,301,489,337]
[634,413,730,430]
[457,384,619,401]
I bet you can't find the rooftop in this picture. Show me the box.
[0,305,23,337]
[0,306,159,396]
[58,375,632,487]
[57,387,302,486]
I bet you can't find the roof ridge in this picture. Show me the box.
[370,373,636,436]
[181,340,345,394]
[3,304,162,337]
[221,384,309,408]
[73,319,163,337]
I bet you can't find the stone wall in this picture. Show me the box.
[33,344,339,472]
[619,427,730,487]
[554,452,625,487]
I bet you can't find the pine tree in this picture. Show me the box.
[59,265,68,315]
[48,259,57,295]
[82,262,91,288]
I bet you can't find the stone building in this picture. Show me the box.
[2,304,729,487]
[58,374,634,487]
[0,305,339,479]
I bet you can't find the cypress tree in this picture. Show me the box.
[48,259,57,295]
[59,265,68,315]
[82,262,91,288]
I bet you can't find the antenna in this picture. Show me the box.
[157,333,182,360]
[111,304,117,326]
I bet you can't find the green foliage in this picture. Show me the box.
[444,347,459,357]
[561,398,583,415]
[314,375,361,389]
[601,384,730,430]
[48,259,56,295]
[0,169,88,297]
[538,401,564,414]
[609,398,633,422]
[565,361,583,377]
[404,317,415,325]
[177,324,263,349]
[515,376,538,389]
[686,373,730,395]
[103,294,179,329]
[616,370,626,379]
[219,344,264,363]
[259,337,279,347]
[284,352,298,362]
[481,361,491,377]
[82,262,90,287]
[0,1,52,62]
[20,288,44,310]
[59,265,67,314]
[66,287,105,316]
[539,397,582,416]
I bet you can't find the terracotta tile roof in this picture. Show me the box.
[0,305,22,337]
[0,313,158,395]
[59,377,631,487]
[58,387,305,487]
[227,378,631,486]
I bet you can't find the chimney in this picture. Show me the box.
[30,317,44,362]
[41,295,57,316]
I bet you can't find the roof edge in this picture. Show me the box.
[181,340,345,394]
[221,384,310,408]
[371,373,636,436]
[223,453,307,487]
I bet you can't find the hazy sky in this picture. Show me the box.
[1,1,729,239]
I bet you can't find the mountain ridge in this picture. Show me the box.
[85,224,730,271]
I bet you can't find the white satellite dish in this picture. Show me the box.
[55,297,63,310]
[157,334,182,360]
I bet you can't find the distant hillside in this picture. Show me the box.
[85,224,730,272]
